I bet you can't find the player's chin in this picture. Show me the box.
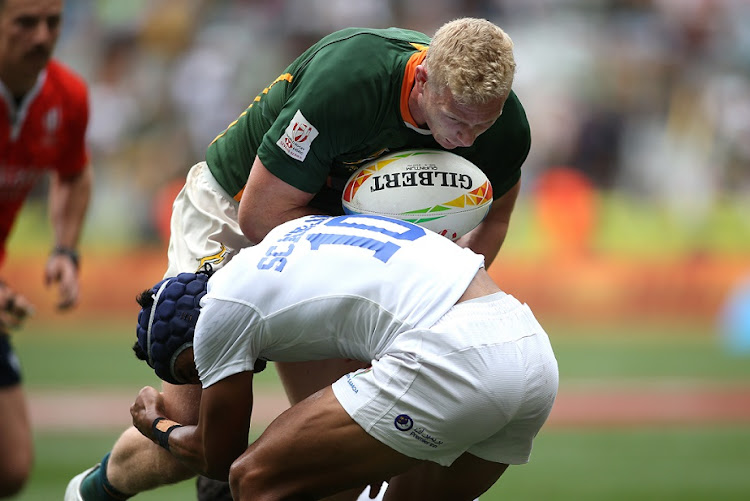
[24,54,50,70]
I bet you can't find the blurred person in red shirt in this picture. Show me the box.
[0,0,91,496]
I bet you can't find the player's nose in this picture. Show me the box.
[455,129,476,147]
[31,20,57,45]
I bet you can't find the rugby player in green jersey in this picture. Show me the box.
[66,17,530,501]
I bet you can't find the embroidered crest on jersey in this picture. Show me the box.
[196,243,230,270]
[276,109,319,162]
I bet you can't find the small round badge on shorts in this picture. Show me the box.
[394,414,413,432]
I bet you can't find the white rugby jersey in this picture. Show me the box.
[194,215,484,388]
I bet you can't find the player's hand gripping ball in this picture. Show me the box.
[342,149,493,241]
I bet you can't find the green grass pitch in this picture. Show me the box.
[8,320,750,500]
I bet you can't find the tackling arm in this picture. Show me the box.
[131,372,254,480]
[237,157,322,243]
[456,179,520,266]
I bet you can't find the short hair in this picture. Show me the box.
[424,18,516,105]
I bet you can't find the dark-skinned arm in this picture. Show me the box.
[130,371,255,480]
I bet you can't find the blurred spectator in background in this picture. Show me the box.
[0,0,91,497]
[35,0,748,251]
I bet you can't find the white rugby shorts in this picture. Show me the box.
[165,162,253,278]
[332,292,559,467]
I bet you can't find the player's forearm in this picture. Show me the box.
[131,390,220,478]
[459,180,519,266]
[141,418,224,479]
[48,165,92,248]
[456,219,508,267]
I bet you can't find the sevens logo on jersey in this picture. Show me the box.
[277,109,319,161]
[292,122,311,142]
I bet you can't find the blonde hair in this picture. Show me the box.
[425,18,516,105]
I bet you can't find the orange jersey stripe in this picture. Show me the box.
[399,46,427,128]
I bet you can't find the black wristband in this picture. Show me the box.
[51,246,80,270]
[152,417,182,451]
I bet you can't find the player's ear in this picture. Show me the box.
[415,65,428,87]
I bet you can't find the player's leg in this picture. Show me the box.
[0,334,32,498]
[196,473,233,500]
[276,358,368,405]
[229,386,418,500]
[352,461,491,501]
[278,359,379,500]
[193,360,370,500]
[65,382,202,500]
[0,385,32,498]
[385,453,508,500]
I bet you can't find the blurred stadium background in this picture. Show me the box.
[4,0,750,499]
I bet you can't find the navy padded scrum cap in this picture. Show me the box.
[135,272,209,384]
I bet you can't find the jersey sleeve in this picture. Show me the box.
[256,49,390,194]
[194,298,264,389]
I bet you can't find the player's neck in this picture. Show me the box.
[407,88,427,129]
[0,67,38,100]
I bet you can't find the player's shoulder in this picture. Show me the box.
[312,26,430,60]
[323,26,429,45]
[286,27,426,114]
[486,90,530,144]
[44,59,88,102]
[501,91,528,127]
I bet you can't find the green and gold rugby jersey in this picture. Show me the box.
[206,27,530,214]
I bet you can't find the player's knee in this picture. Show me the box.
[228,455,283,500]
[228,456,255,499]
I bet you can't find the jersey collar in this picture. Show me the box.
[400,45,429,132]
[0,67,47,140]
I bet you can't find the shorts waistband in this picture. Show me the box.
[461,290,507,305]
[447,290,533,321]
[195,161,237,205]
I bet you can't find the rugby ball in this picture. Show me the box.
[342,149,493,241]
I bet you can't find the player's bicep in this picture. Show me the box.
[238,156,317,242]
[487,178,520,224]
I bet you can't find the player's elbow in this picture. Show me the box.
[237,198,265,244]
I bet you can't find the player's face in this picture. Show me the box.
[419,81,506,150]
[0,0,62,85]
